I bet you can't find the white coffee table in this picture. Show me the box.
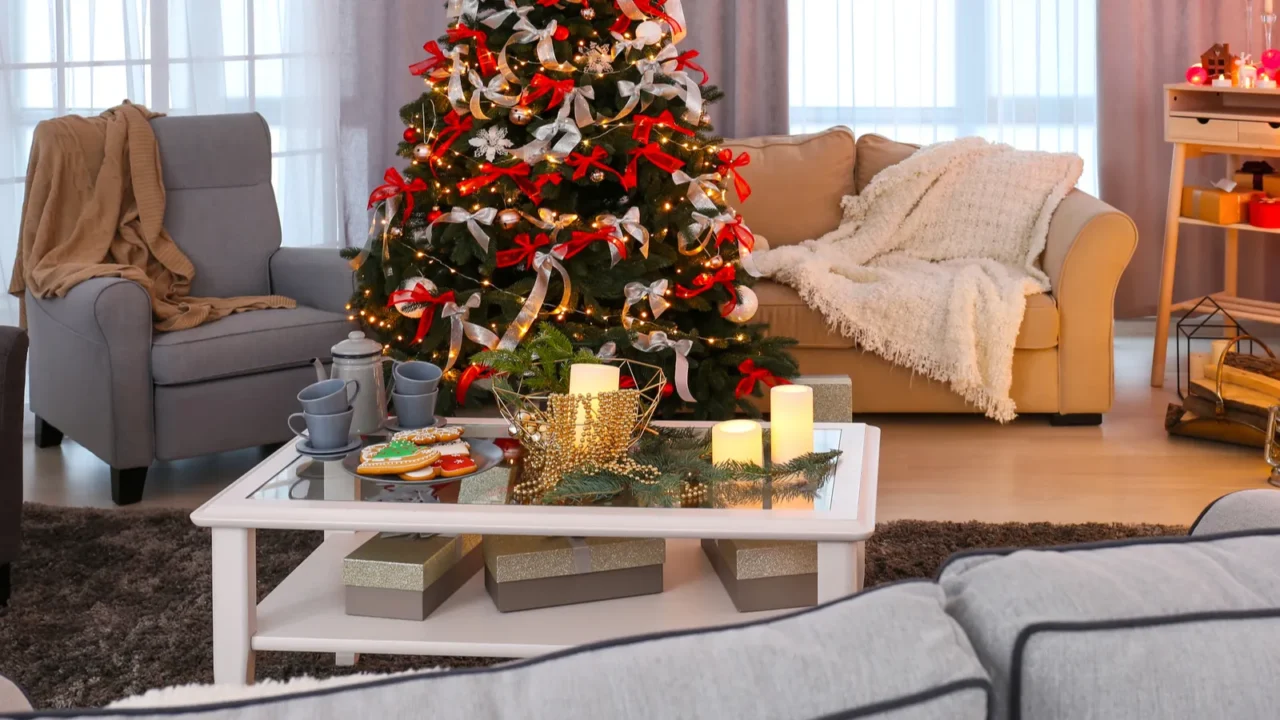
[191,419,880,685]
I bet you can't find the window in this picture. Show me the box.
[788,0,1098,193]
[1,0,341,324]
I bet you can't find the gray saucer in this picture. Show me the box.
[297,437,362,459]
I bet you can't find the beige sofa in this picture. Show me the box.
[725,129,1138,424]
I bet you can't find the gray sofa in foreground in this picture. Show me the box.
[4,490,1280,719]
[25,113,354,505]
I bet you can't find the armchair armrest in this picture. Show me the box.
[1041,190,1138,415]
[0,326,27,570]
[269,247,355,314]
[26,279,154,468]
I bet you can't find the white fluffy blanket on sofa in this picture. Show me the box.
[754,137,1082,421]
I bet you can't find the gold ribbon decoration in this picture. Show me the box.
[441,294,501,371]
[498,252,573,350]
[633,332,696,403]
[431,207,498,254]
[599,207,650,259]
[521,208,580,241]
[622,280,671,329]
[468,71,521,120]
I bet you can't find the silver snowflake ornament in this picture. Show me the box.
[583,42,615,74]
[470,126,513,161]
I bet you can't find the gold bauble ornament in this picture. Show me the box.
[723,285,759,324]
[392,276,437,319]
[388,225,404,239]
[498,209,521,229]
[707,255,725,269]
[580,6,596,20]
[510,105,534,126]
[590,169,607,183]
[412,143,433,162]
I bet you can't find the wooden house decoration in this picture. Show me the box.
[1201,43,1236,81]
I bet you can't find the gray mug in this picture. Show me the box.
[392,361,443,395]
[298,378,359,416]
[288,408,355,450]
[392,390,438,430]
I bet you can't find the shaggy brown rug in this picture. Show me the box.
[0,504,1185,710]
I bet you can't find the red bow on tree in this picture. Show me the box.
[622,143,686,190]
[457,364,498,404]
[674,265,738,316]
[409,41,449,77]
[430,111,474,163]
[386,285,456,344]
[734,360,791,399]
[496,233,551,270]
[533,173,562,196]
[565,146,624,183]
[522,73,576,109]
[555,229,628,262]
[716,149,753,202]
[673,50,710,85]
[368,168,429,219]
[630,0,683,34]
[446,27,498,76]
[621,375,676,398]
[457,161,546,203]
[715,215,755,253]
[632,110,695,144]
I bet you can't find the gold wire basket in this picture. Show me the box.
[491,359,667,502]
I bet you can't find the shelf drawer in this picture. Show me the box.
[1239,120,1280,146]
[1168,116,1239,143]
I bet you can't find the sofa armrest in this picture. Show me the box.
[1041,190,1138,415]
[26,279,154,468]
[0,327,26,569]
[1190,490,1280,536]
[269,247,355,314]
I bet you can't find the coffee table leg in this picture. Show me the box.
[212,528,256,685]
[817,541,864,603]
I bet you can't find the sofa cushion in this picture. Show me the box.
[939,531,1280,720]
[151,307,351,386]
[724,127,856,247]
[854,134,921,194]
[64,583,992,720]
[756,280,1058,351]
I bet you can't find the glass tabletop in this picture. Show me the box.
[247,423,844,513]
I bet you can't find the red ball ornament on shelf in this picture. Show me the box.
[1186,65,1209,85]
[403,127,420,143]
[1264,49,1280,72]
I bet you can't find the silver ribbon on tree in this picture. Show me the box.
[558,85,597,128]
[442,294,501,372]
[431,207,498,254]
[611,31,651,55]
[351,195,399,272]
[633,332,696,403]
[622,280,671,329]
[446,0,479,21]
[599,207,650,259]
[645,45,703,123]
[608,70,686,123]
[597,342,618,360]
[521,209,579,241]
[672,170,721,213]
[480,0,534,29]
[499,18,575,83]
[498,252,573,350]
[511,116,583,163]
[616,0,688,44]
[468,71,520,120]
[446,46,470,114]
[680,211,764,278]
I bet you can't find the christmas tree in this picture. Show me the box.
[342,0,797,419]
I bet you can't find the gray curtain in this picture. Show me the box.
[683,0,790,139]
[1101,1,1280,317]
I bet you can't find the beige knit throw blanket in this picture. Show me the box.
[9,101,293,331]
[755,138,1082,422]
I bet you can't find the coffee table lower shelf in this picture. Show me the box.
[253,534,789,659]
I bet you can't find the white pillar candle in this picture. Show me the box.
[1269,0,1275,15]
[568,363,620,440]
[770,385,815,464]
[712,420,764,466]
[1212,74,1234,87]
[1260,75,1277,89]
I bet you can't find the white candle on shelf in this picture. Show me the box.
[1269,0,1275,15]
[770,385,815,464]
[712,420,764,466]
[1212,74,1233,87]
[568,363,620,441]
[1261,74,1278,89]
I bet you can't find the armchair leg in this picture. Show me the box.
[1049,413,1103,427]
[34,416,63,449]
[111,467,149,506]
[0,563,10,606]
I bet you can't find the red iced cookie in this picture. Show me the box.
[436,454,478,478]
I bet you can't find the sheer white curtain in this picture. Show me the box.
[0,0,345,327]
[788,0,1098,193]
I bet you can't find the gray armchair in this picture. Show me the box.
[0,327,28,605]
[26,113,354,505]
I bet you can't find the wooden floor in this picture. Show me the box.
[22,321,1276,526]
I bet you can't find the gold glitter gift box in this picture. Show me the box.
[343,533,483,621]
[701,539,817,613]
[794,375,853,423]
[483,535,666,613]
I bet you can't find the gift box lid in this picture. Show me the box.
[343,533,482,592]
[483,535,666,584]
[711,539,817,580]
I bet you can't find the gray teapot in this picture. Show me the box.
[314,332,388,436]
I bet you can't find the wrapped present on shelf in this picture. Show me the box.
[483,535,665,613]
[1251,196,1280,228]
[702,538,817,613]
[1234,160,1279,193]
[343,533,483,621]
[1180,182,1261,225]
[794,375,853,423]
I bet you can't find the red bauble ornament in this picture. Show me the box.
[1265,49,1280,71]
[553,25,570,41]
[403,127,419,143]
[1186,65,1209,85]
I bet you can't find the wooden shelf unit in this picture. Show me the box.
[1153,83,1280,386]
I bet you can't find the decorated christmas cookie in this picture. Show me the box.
[431,440,471,458]
[357,440,441,476]
[393,426,466,445]
[399,465,441,482]
[437,454,478,478]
